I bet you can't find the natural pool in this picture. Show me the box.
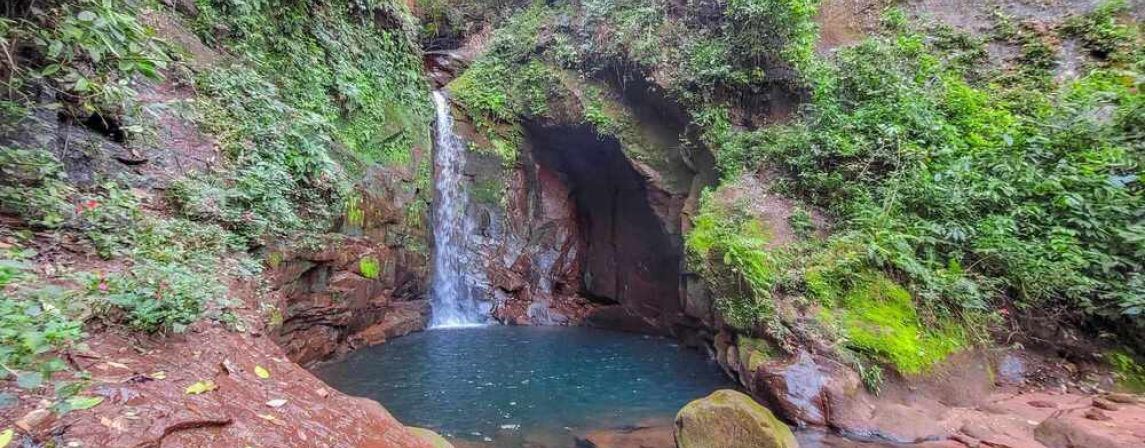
[316,325,899,447]
[315,326,732,446]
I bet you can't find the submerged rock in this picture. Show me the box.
[575,422,675,448]
[674,389,798,448]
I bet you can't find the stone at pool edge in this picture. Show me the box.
[408,427,454,448]
[675,389,799,448]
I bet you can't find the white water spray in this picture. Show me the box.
[429,91,486,328]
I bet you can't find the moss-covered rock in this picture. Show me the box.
[408,427,454,448]
[675,389,798,448]
[826,273,966,374]
[737,336,776,375]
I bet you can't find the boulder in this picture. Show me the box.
[674,389,798,448]
[751,351,851,426]
[1035,416,1125,448]
[408,427,454,448]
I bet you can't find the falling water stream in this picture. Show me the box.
[430,91,486,327]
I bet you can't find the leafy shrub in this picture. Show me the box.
[190,0,430,167]
[1109,351,1145,393]
[88,260,228,333]
[1061,0,1140,64]
[737,28,1143,327]
[3,0,169,116]
[685,192,784,330]
[78,182,143,258]
[0,260,85,372]
[0,148,75,228]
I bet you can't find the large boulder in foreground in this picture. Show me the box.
[408,427,454,448]
[675,389,798,448]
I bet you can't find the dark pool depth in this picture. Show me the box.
[315,326,733,445]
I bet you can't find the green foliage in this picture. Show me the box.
[724,0,820,71]
[788,207,814,239]
[190,0,429,166]
[0,0,431,375]
[344,193,366,228]
[172,64,347,242]
[87,260,227,333]
[470,178,506,206]
[733,26,1144,327]
[449,9,563,161]
[685,192,783,330]
[1109,351,1145,393]
[2,0,170,117]
[0,148,75,228]
[0,262,85,372]
[1061,0,1141,65]
[164,0,433,244]
[449,0,825,157]
[78,182,143,259]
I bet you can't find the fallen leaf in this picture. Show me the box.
[254,366,270,379]
[0,428,12,448]
[105,361,130,370]
[149,371,167,380]
[257,413,286,426]
[99,416,126,432]
[185,380,217,395]
[265,399,287,408]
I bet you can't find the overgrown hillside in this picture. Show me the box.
[1,0,429,403]
[436,0,1143,385]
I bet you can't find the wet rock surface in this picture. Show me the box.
[575,421,676,448]
[712,335,1145,447]
[268,236,429,365]
[1,315,435,448]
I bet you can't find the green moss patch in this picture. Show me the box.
[1109,351,1145,393]
[827,273,965,374]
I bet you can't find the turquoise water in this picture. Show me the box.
[315,326,733,446]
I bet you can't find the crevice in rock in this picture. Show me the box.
[75,111,128,144]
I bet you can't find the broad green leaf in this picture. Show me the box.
[16,372,43,390]
[40,64,61,77]
[66,395,103,411]
[185,380,217,395]
[254,366,270,379]
[0,428,13,448]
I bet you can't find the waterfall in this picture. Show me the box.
[429,91,486,328]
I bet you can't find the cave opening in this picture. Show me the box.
[522,122,685,333]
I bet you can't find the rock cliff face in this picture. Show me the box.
[441,67,720,335]
[269,162,431,366]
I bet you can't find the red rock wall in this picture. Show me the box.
[269,165,432,366]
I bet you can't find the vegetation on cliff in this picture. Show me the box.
[1,0,429,382]
[440,0,1143,377]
